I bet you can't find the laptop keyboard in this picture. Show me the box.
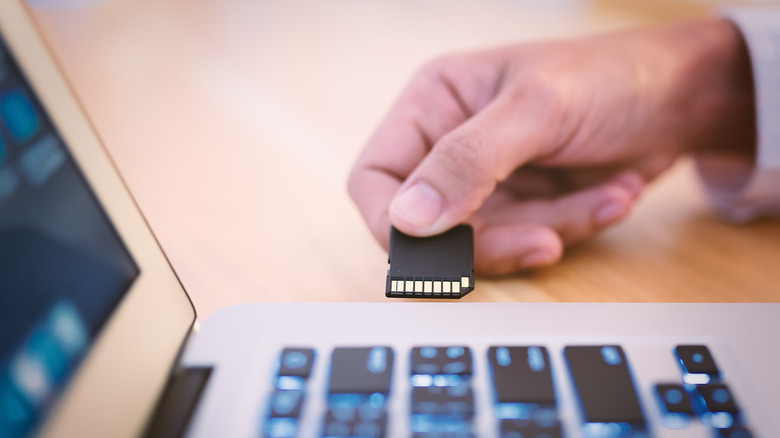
[258,344,753,438]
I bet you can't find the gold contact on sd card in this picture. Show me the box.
[385,225,474,299]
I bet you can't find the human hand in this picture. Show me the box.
[349,17,755,275]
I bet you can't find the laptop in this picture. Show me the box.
[0,1,777,437]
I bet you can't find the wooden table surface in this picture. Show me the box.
[29,0,780,318]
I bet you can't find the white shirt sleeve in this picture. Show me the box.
[695,8,780,222]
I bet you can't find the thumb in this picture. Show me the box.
[389,96,549,236]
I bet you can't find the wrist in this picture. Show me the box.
[668,17,756,158]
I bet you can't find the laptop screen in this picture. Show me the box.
[0,31,139,437]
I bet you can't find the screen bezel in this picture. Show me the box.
[0,1,196,437]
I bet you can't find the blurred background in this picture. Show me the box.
[26,0,780,316]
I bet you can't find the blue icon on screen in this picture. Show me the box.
[27,331,68,383]
[0,135,6,164]
[19,135,65,187]
[0,377,33,438]
[0,89,39,143]
[0,166,18,201]
[0,300,88,438]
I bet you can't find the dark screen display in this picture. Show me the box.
[0,33,138,437]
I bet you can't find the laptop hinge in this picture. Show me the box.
[143,366,213,438]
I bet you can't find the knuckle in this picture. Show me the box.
[401,55,463,124]
[416,53,460,80]
[509,72,567,116]
[409,52,476,99]
[503,71,579,156]
[408,57,449,94]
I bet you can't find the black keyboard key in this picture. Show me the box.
[564,346,646,427]
[322,407,387,438]
[329,347,394,395]
[716,426,754,438]
[328,397,386,420]
[411,347,472,385]
[278,348,316,378]
[276,348,316,390]
[410,416,473,436]
[268,390,304,419]
[696,384,740,415]
[488,346,555,406]
[655,384,693,416]
[413,433,475,438]
[675,345,720,384]
[263,418,298,438]
[411,384,475,419]
[500,418,563,438]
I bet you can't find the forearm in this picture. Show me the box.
[694,8,780,221]
[664,16,756,157]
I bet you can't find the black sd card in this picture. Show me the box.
[386,224,475,299]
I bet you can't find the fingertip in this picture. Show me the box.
[519,229,563,269]
[594,198,631,226]
[611,171,645,200]
[389,182,467,238]
[592,173,643,227]
[388,181,444,235]
[474,224,563,275]
[520,249,561,269]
